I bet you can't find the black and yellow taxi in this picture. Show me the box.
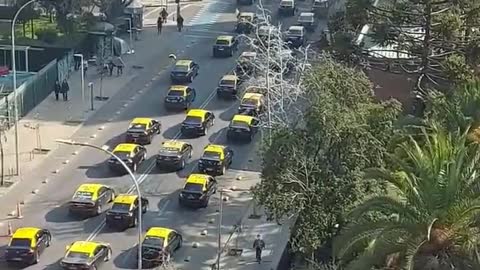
[137,227,183,267]
[156,140,193,170]
[198,144,234,175]
[238,92,266,116]
[60,241,112,270]
[105,194,149,229]
[235,12,257,34]
[164,85,196,110]
[108,143,147,173]
[5,227,51,265]
[178,174,217,208]
[216,74,242,98]
[181,109,215,137]
[213,35,238,57]
[227,114,260,142]
[125,117,161,145]
[68,183,115,216]
[170,59,199,83]
[236,51,257,78]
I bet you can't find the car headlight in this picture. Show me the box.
[144,131,148,135]
[179,193,184,197]
[108,159,115,163]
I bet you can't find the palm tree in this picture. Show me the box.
[333,126,480,270]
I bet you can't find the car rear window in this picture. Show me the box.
[184,183,204,192]
[281,1,293,6]
[129,123,147,130]
[111,203,131,212]
[66,251,90,260]
[288,29,302,36]
[73,191,93,200]
[203,151,221,160]
[242,98,258,106]
[113,151,131,159]
[159,147,180,155]
[168,90,184,96]
[174,65,189,72]
[143,236,164,248]
[299,15,313,21]
[184,116,202,125]
[220,79,235,86]
[10,238,31,247]
[231,120,250,129]
[216,40,230,45]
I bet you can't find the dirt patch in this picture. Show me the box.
[366,68,416,110]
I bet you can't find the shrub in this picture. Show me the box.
[35,28,58,44]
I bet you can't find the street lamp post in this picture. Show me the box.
[124,18,135,54]
[73,54,85,110]
[11,0,36,176]
[265,27,272,144]
[55,139,143,270]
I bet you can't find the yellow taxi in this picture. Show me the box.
[60,241,112,269]
[216,74,242,98]
[181,109,215,137]
[5,227,51,265]
[108,143,147,173]
[198,144,234,175]
[156,140,193,170]
[178,174,217,208]
[213,35,238,57]
[170,59,199,83]
[68,183,115,216]
[164,85,196,110]
[236,12,257,34]
[227,114,260,142]
[105,194,149,229]
[238,92,265,116]
[138,227,183,267]
[125,117,161,145]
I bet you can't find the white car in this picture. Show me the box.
[279,0,296,16]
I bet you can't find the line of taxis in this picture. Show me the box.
[4,7,275,270]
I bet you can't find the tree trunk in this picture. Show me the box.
[22,22,25,37]
[419,0,432,90]
[30,19,34,39]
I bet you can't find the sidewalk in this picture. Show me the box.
[221,205,294,270]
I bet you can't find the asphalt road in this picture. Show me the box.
[0,0,324,269]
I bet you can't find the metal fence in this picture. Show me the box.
[0,59,58,128]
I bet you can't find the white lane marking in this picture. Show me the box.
[157,199,171,216]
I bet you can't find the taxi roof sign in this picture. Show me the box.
[131,118,151,125]
[114,194,138,204]
[145,227,173,238]
[12,227,40,239]
[113,143,137,153]
[221,75,238,81]
[217,35,233,41]
[162,140,185,150]
[240,12,254,17]
[68,241,99,255]
[76,183,104,194]
[176,60,192,66]
[187,109,208,118]
[232,114,254,124]
[186,174,210,185]
[204,144,225,153]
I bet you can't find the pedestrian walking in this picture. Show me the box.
[253,234,265,263]
[54,80,61,101]
[61,79,70,101]
[112,56,125,76]
[108,61,115,76]
[160,8,168,23]
[157,16,163,35]
[74,55,81,70]
[177,15,184,32]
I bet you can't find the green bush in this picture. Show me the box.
[35,28,58,44]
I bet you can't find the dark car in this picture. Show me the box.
[164,85,196,110]
[236,51,257,79]
[181,109,215,137]
[312,0,329,17]
[198,144,234,175]
[298,12,316,32]
[105,194,149,229]
[227,114,260,142]
[170,60,199,83]
[156,140,193,170]
[5,227,51,265]
[137,227,183,268]
[236,12,256,34]
[125,117,161,145]
[68,184,115,216]
[178,174,217,208]
[279,0,296,16]
[213,35,239,57]
[216,75,242,98]
[108,143,147,173]
[60,241,112,270]
[285,26,306,48]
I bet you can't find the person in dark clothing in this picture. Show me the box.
[54,80,61,101]
[157,16,163,35]
[253,234,265,263]
[108,61,114,76]
[74,56,81,71]
[61,79,69,101]
[177,15,184,32]
[160,8,168,23]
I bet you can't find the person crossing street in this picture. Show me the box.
[253,234,265,263]
[157,16,163,35]
[160,8,168,23]
[177,14,184,32]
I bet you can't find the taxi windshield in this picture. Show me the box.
[66,251,90,260]
[73,191,93,200]
[220,79,235,86]
[231,120,250,129]
[113,151,131,159]
[10,238,31,247]
[203,151,221,160]
[168,90,184,96]
[174,65,189,72]
[288,29,302,36]
[184,183,204,193]
[216,39,230,45]
[111,203,131,213]
[159,147,180,155]
[184,116,202,125]
[143,236,164,248]
[242,98,258,106]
